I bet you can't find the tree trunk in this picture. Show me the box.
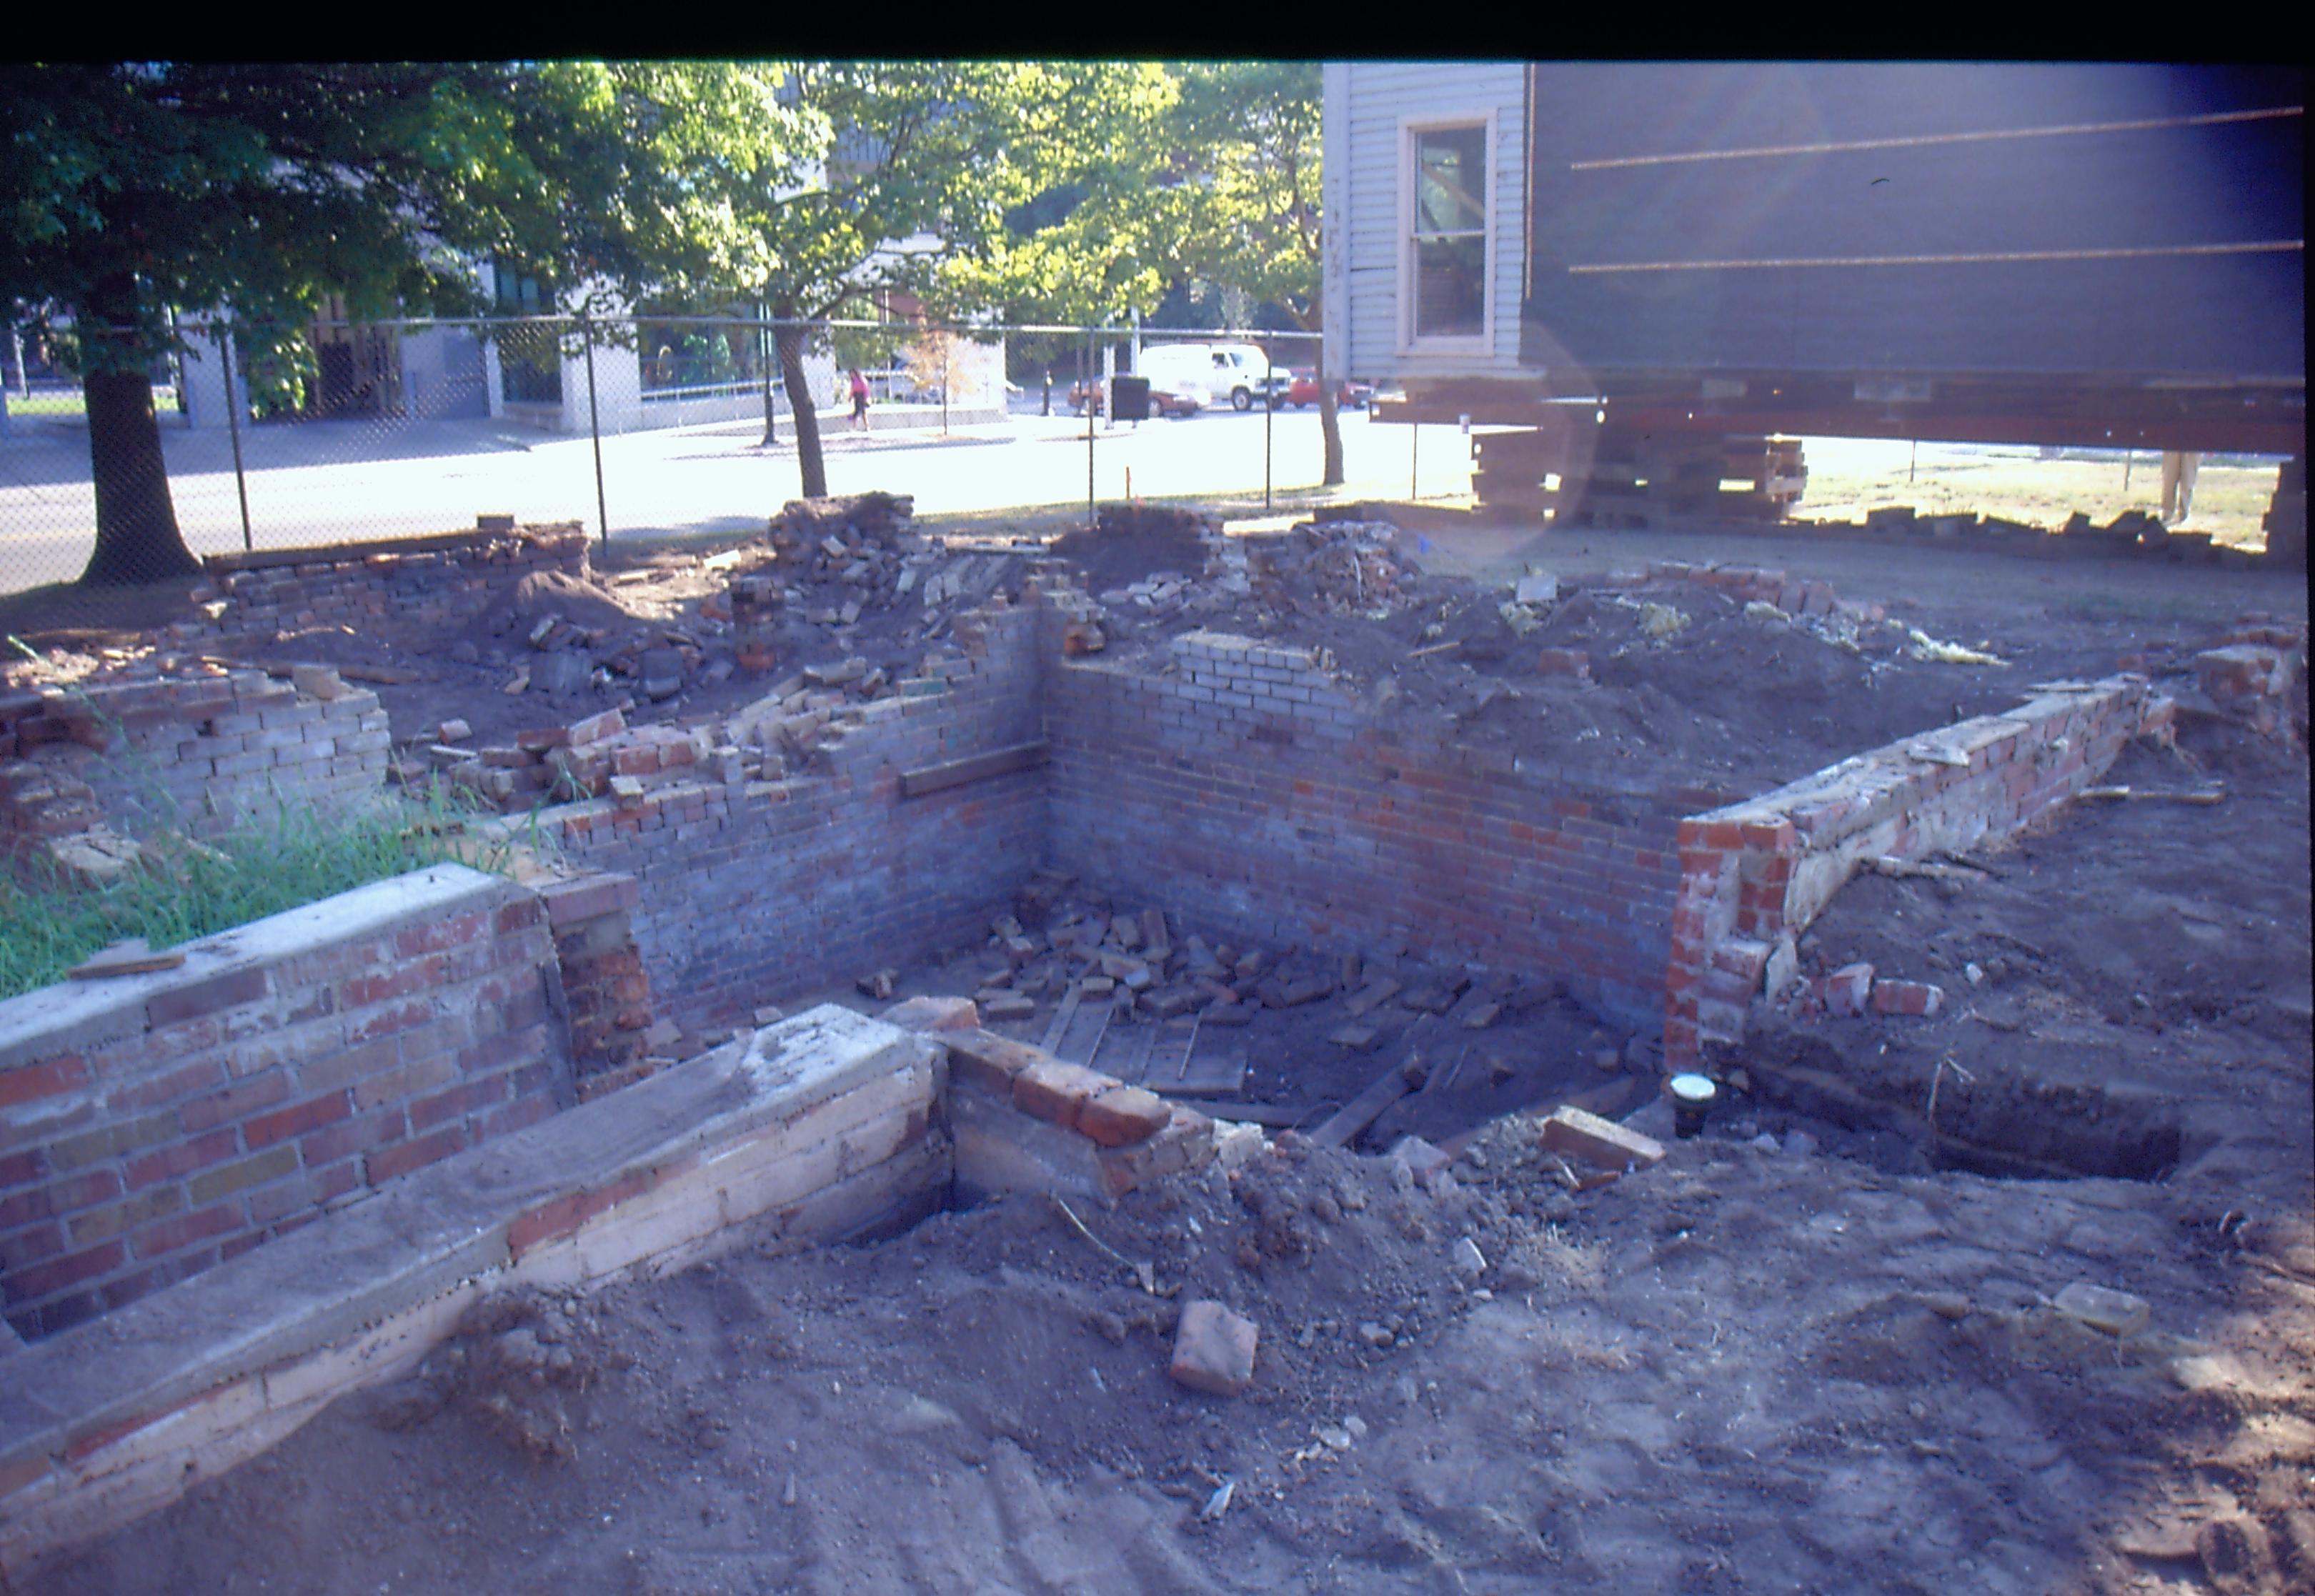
[774,316,826,499]
[1318,379,1345,487]
[79,279,199,587]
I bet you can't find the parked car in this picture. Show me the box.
[1285,369,1375,410]
[1067,377,1204,418]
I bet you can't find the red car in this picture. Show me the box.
[1285,369,1373,410]
[1067,379,1203,418]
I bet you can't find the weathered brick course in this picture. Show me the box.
[1,869,573,1340]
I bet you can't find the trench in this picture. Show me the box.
[1736,1025,2184,1183]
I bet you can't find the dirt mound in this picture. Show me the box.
[1050,509,1215,599]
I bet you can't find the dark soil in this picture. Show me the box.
[37,1074,2314,1596]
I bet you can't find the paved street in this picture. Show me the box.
[0,404,1454,592]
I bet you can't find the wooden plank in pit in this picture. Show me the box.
[1165,1099,1312,1129]
[898,741,1050,798]
[1145,1019,1248,1097]
[1307,1057,1427,1149]
[1040,983,1084,1054]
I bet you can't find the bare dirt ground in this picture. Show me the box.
[11,507,2313,1596]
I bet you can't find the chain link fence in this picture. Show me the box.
[2,314,1470,617]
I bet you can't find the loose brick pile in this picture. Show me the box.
[933,1019,1216,1200]
[2190,617,2306,742]
[1609,559,1843,619]
[529,599,1048,1027]
[1663,674,2164,1071]
[0,868,567,1339]
[0,669,390,855]
[196,524,591,644]
[720,492,933,660]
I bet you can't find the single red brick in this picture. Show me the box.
[474,1092,557,1143]
[244,1092,352,1149]
[1826,963,1876,1019]
[1011,1059,1110,1130]
[504,1170,652,1258]
[1871,979,1946,1018]
[8,1238,125,1298]
[130,1202,242,1260]
[0,1221,66,1271]
[144,967,269,1027]
[300,1107,407,1167]
[365,1124,467,1184]
[943,1029,1046,1094]
[1078,1086,1171,1148]
[1540,1105,1668,1172]
[392,910,488,960]
[116,1124,233,1192]
[492,897,543,936]
[1169,1300,1259,1397]
[880,996,980,1033]
[0,1056,93,1109]
[409,1076,509,1134]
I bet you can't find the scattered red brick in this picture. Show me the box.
[1169,1300,1259,1397]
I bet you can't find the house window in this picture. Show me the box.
[1407,122,1490,342]
[492,260,564,406]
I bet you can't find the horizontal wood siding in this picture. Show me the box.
[1337,62,1528,382]
[1520,63,2304,382]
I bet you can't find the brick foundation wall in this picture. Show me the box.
[539,601,1047,1027]
[1663,674,2162,1071]
[0,1006,946,1582]
[0,669,391,853]
[1042,617,1729,1031]
[0,866,571,1340]
[532,872,660,1099]
[199,523,590,643]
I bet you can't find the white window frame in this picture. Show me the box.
[1397,110,1498,357]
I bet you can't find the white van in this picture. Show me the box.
[1138,342,1290,412]
[1200,343,1293,412]
[1135,344,1215,409]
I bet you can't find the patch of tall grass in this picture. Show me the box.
[0,784,527,1002]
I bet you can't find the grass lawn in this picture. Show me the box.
[1792,442,2283,551]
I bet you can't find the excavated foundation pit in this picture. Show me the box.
[9,534,2302,1583]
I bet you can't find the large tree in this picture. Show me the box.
[0,62,794,586]
[1164,63,1341,484]
[700,63,1158,498]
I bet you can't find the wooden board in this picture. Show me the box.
[1306,1057,1425,1149]
[898,741,1049,799]
[1145,1019,1247,1097]
[1164,1099,1312,1129]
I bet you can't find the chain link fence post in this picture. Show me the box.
[222,324,252,552]
[580,311,608,549]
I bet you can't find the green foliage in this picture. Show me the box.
[0,61,822,575]
[0,787,522,1002]
[1165,62,1324,331]
[937,64,1183,326]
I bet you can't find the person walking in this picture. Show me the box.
[848,366,871,433]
